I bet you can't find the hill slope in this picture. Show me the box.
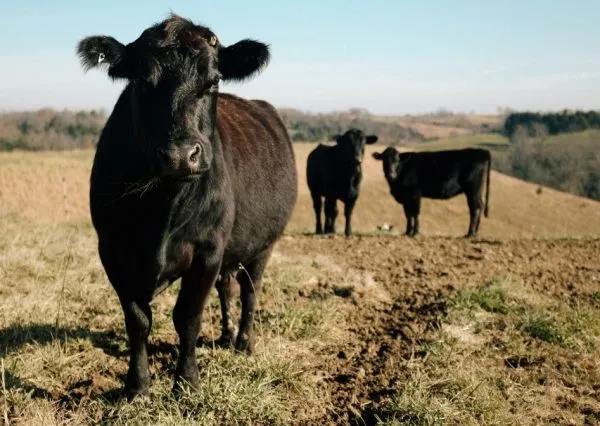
[1,146,599,238]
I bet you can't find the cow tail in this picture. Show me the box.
[484,152,491,217]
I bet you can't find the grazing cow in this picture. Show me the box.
[77,14,297,397]
[372,147,491,237]
[306,129,378,236]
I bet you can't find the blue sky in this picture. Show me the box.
[1,0,599,114]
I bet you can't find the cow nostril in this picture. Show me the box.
[188,145,201,166]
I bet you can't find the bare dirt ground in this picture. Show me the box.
[273,235,600,424]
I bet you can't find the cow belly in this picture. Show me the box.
[423,181,463,199]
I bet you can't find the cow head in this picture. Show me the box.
[331,128,378,166]
[77,14,269,178]
[372,147,402,182]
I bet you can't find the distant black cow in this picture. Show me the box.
[306,129,378,236]
[77,14,297,397]
[372,147,491,237]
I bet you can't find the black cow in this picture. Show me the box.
[372,147,491,238]
[77,14,297,397]
[306,129,378,237]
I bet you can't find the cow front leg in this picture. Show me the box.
[407,196,421,237]
[119,296,152,399]
[402,204,413,236]
[311,192,324,234]
[215,274,235,348]
[324,197,338,234]
[173,254,222,392]
[343,199,356,237]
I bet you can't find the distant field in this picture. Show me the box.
[2,140,598,238]
[375,114,504,139]
[404,132,509,152]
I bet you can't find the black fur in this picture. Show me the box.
[306,128,378,237]
[78,14,297,398]
[218,39,270,81]
[372,147,491,238]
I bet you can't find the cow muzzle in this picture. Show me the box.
[158,142,211,177]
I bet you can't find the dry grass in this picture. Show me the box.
[0,217,339,425]
[376,277,600,425]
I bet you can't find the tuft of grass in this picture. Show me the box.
[517,315,563,344]
[375,343,516,426]
[262,301,328,340]
[451,280,509,318]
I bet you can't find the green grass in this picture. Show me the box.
[452,280,509,314]
[517,315,563,344]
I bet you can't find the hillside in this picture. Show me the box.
[1,145,600,238]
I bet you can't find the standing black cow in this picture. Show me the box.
[372,147,491,238]
[77,14,297,397]
[306,129,378,237]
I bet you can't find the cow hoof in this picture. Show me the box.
[125,381,151,401]
[235,334,255,355]
[172,375,199,396]
[215,332,235,348]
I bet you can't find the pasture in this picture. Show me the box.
[1,143,600,425]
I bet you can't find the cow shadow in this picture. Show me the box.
[0,323,184,404]
[0,323,127,358]
[0,323,131,403]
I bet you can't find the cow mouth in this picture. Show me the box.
[173,173,203,182]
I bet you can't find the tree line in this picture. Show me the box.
[0,109,106,151]
[0,108,425,152]
[503,110,600,139]
[278,108,424,144]
[494,129,600,201]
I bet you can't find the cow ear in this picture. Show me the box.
[366,135,378,144]
[331,134,342,143]
[77,36,129,79]
[372,152,383,161]
[218,39,270,81]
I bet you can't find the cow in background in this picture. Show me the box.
[372,147,491,238]
[307,128,378,237]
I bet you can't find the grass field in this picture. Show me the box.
[1,141,600,425]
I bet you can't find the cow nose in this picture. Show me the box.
[187,144,202,172]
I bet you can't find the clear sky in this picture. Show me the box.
[1,0,599,114]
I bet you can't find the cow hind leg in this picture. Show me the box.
[235,246,274,354]
[173,255,222,392]
[411,215,421,237]
[344,199,356,237]
[214,274,236,348]
[311,192,323,235]
[324,197,338,234]
[466,194,483,238]
[119,296,152,399]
